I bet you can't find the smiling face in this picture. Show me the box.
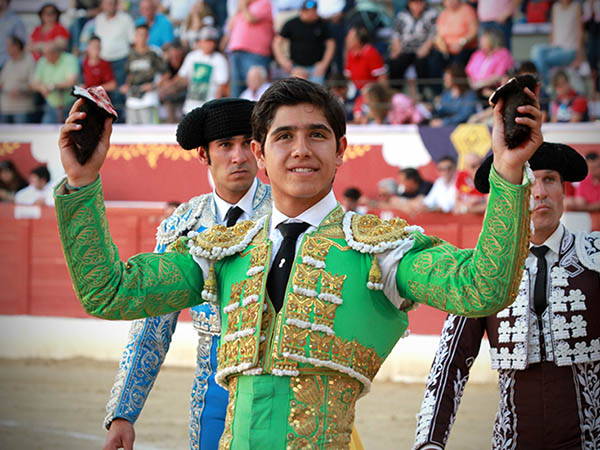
[252,103,347,217]
[531,169,564,244]
[199,134,257,204]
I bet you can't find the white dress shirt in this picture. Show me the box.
[527,223,563,311]
[268,189,337,266]
[212,178,258,225]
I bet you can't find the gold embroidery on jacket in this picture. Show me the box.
[293,264,320,292]
[324,376,360,448]
[407,171,531,316]
[219,376,238,450]
[287,375,360,449]
[192,220,256,254]
[350,214,411,246]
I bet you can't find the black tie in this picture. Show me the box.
[224,206,244,227]
[531,245,549,316]
[267,222,310,313]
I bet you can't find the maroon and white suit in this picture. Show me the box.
[413,225,600,450]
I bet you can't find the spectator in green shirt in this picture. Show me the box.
[31,41,79,123]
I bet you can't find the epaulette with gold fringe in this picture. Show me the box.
[342,212,422,254]
[342,212,423,292]
[188,216,267,261]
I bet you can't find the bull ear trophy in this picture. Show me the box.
[488,74,538,149]
[69,85,119,165]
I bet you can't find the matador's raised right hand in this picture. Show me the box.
[59,98,113,188]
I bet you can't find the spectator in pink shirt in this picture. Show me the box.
[428,0,478,95]
[225,0,273,97]
[571,152,600,211]
[466,27,514,98]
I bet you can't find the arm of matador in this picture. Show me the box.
[413,314,486,450]
[396,165,530,317]
[55,176,205,320]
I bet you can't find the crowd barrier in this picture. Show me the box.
[5,202,598,333]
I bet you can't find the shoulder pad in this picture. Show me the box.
[188,216,267,261]
[342,211,423,254]
[155,194,211,248]
[576,231,600,272]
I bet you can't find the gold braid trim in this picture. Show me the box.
[288,375,360,449]
[189,217,267,261]
[343,212,415,254]
[218,376,238,450]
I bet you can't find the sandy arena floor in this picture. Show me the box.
[0,358,498,449]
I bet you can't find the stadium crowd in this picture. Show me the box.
[0,0,598,126]
[1,0,599,215]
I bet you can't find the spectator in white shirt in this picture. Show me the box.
[240,65,270,101]
[94,0,136,86]
[422,155,457,213]
[174,26,228,113]
[14,165,54,206]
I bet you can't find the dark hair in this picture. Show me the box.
[551,69,569,87]
[349,26,370,45]
[586,152,599,161]
[8,34,24,51]
[445,63,470,94]
[343,187,362,200]
[438,155,456,165]
[31,165,51,183]
[38,3,60,19]
[136,23,150,32]
[402,167,422,183]
[0,160,27,192]
[89,34,101,43]
[251,78,346,151]
[518,60,538,75]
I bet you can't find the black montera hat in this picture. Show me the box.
[176,98,255,150]
[474,142,588,193]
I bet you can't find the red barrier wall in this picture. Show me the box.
[3,203,599,335]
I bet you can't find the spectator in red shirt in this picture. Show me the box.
[344,25,387,92]
[82,35,116,91]
[570,152,600,211]
[454,151,487,214]
[549,69,589,123]
[29,3,70,61]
